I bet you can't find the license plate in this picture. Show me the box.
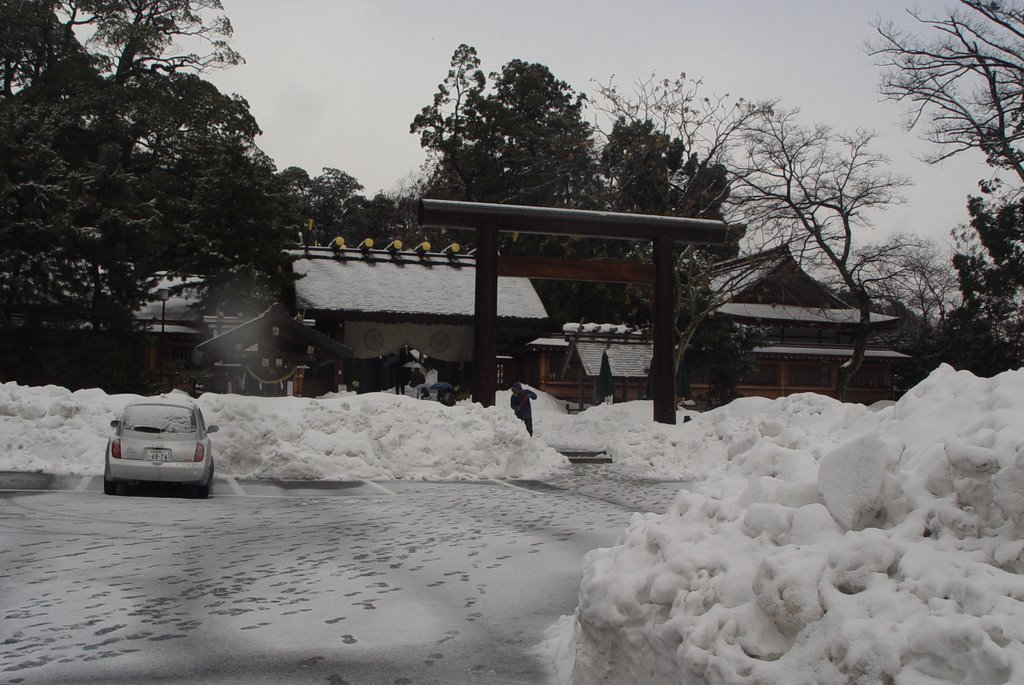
[145,448,170,462]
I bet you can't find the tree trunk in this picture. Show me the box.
[836,289,872,402]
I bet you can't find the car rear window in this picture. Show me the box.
[123,405,197,434]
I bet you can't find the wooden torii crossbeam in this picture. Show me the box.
[417,199,730,424]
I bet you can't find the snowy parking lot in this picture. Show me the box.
[0,468,680,685]
[7,366,1024,683]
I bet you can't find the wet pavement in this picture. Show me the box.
[0,467,689,684]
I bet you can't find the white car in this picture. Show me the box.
[104,395,218,498]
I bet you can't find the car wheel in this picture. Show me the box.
[194,475,211,499]
[103,465,118,495]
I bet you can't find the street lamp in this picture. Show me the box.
[156,287,171,335]
[156,287,171,385]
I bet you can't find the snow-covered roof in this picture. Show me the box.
[717,302,897,325]
[135,275,204,323]
[562,322,638,335]
[576,341,653,379]
[142,323,203,335]
[753,345,910,359]
[291,255,548,320]
[196,303,350,362]
[527,337,570,348]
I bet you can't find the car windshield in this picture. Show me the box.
[122,405,197,434]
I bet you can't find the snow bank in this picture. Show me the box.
[533,397,699,460]
[550,365,1024,684]
[11,365,1024,684]
[0,382,566,480]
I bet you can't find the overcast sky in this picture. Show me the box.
[207,1,994,247]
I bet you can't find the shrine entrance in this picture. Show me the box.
[417,199,731,424]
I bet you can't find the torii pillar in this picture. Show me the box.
[418,200,730,424]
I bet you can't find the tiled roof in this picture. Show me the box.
[717,302,897,325]
[753,345,910,359]
[709,246,791,297]
[576,341,653,379]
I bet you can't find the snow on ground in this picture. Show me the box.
[541,365,1024,685]
[6,364,1024,684]
[0,383,567,480]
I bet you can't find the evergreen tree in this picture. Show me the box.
[947,192,1024,373]
[0,1,294,390]
[413,45,600,211]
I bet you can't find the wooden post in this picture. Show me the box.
[416,199,729,423]
[472,224,499,406]
[653,236,676,424]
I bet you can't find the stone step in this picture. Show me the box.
[557,450,612,464]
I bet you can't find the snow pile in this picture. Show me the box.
[10,365,1024,683]
[0,382,566,480]
[534,398,698,456]
[551,365,1024,684]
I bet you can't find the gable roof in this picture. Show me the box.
[710,245,849,309]
[710,245,792,297]
[289,248,548,322]
[194,303,350,363]
[575,340,653,379]
[710,246,897,329]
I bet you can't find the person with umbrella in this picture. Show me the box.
[408,364,427,398]
[510,382,538,436]
[393,348,415,395]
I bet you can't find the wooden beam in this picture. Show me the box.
[419,199,730,244]
[497,255,654,284]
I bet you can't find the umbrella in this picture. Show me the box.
[402,361,422,368]
[595,350,614,401]
[430,382,454,391]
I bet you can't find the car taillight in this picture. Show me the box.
[111,439,121,459]
[193,443,205,462]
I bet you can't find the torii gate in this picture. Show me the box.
[417,199,730,425]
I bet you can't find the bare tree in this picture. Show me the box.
[853,235,961,327]
[590,74,772,387]
[591,73,774,217]
[868,1,1024,184]
[729,108,912,400]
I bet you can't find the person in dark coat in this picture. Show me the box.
[408,366,426,397]
[510,382,538,436]
[394,349,414,395]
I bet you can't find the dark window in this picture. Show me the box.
[747,361,780,386]
[788,364,831,387]
[162,336,196,368]
[850,365,886,388]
